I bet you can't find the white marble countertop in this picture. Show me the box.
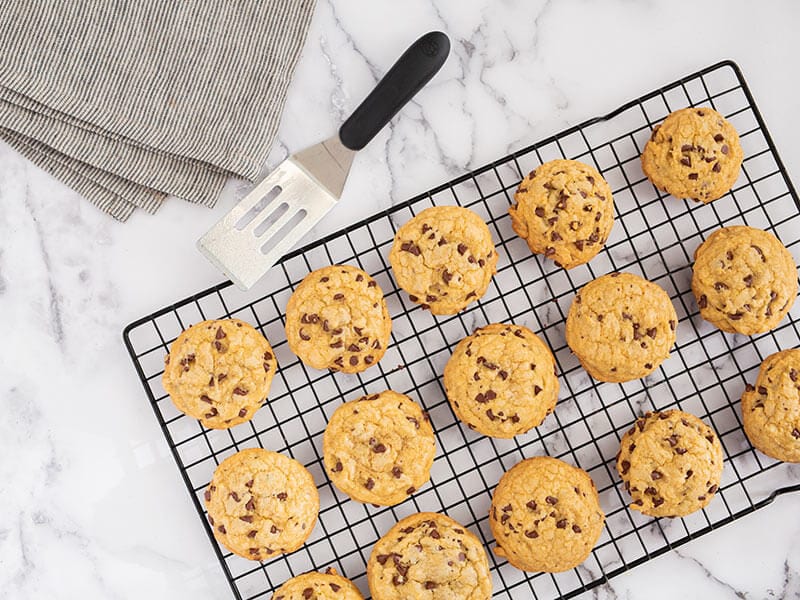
[2,1,800,598]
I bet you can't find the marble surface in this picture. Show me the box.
[2,0,800,598]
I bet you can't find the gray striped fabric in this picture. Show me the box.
[0,0,316,221]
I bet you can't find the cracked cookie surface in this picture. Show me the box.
[323,390,436,506]
[444,323,559,438]
[271,567,364,599]
[489,456,605,573]
[616,410,723,517]
[692,226,797,335]
[641,106,743,203]
[367,512,492,600]
[565,272,677,382]
[285,265,391,373]
[742,349,800,463]
[205,448,319,561]
[163,319,276,429]
[389,206,498,315]
[509,159,614,269]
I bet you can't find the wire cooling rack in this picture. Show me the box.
[124,61,800,599]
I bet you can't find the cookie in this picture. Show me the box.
[565,272,678,382]
[323,390,436,505]
[692,226,797,335]
[285,265,391,373]
[367,512,492,600]
[509,159,614,269]
[641,106,743,203]
[163,319,276,429]
[444,323,559,438]
[204,448,319,561]
[616,410,724,517]
[742,349,800,462]
[489,456,605,573]
[388,206,498,315]
[271,567,364,600]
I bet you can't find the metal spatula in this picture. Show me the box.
[198,31,450,290]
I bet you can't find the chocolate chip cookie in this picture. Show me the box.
[616,410,724,517]
[323,390,436,506]
[489,456,605,573]
[641,106,743,203]
[271,567,364,599]
[367,512,492,600]
[389,206,498,315]
[444,323,559,438]
[742,349,800,462]
[565,272,678,382]
[285,265,391,373]
[509,159,614,269]
[692,226,797,335]
[205,448,319,561]
[163,319,277,429]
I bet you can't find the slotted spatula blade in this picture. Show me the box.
[197,31,450,290]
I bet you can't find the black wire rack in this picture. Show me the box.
[124,61,800,599]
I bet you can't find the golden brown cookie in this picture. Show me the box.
[692,226,797,335]
[163,319,276,429]
[388,206,498,315]
[444,323,559,438]
[565,272,678,382]
[271,567,364,600]
[509,159,614,269]
[367,512,492,600]
[742,349,800,462]
[615,410,724,517]
[641,106,743,203]
[323,390,436,506]
[489,457,605,573]
[285,265,391,373]
[204,448,319,561]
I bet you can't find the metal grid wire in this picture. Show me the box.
[124,61,800,599]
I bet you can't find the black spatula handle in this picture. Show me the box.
[338,31,450,151]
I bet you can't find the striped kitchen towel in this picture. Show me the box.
[0,0,316,221]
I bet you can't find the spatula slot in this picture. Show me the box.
[260,209,308,255]
[253,202,289,237]
[234,185,282,231]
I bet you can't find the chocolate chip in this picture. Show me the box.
[620,460,630,475]
[400,241,421,256]
[247,530,257,538]
[349,356,359,366]
[574,240,584,251]
[457,243,468,255]
[239,515,253,523]
[365,478,375,490]
[688,173,699,180]
[644,486,657,495]
[333,293,345,300]
[425,582,437,590]
[442,269,452,284]
[204,489,211,502]
[218,525,226,534]
[556,519,567,529]
[535,206,546,217]
[329,340,343,348]
[653,497,665,507]
[721,144,729,155]
[545,496,558,505]
[238,408,247,418]
[651,470,662,480]
[713,162,721,173]
[214,341,224,352]
[666,435,678,447]
[551,231,562,242]
[792,428,800,439]
[524,529,538,538]
[758,385,768,395]
[698,294,708,309]
[680,157,691,167]
[714,133,724,142]
[376,554,390,565]
[406,486,416,494]
[681,144,693,152]
[200,394,213,404]
[646,327,657,339]
[392,466,402,478]
[685,469,694,479]
[204,408,218,418]
[751,245,766,261]
[233,387,248,395]
[277,492,287,501]
[299,329,311,341]
[714,281,729,291]
[373,443,387,453]
[572,524,582,533]
[430,529,441,540]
